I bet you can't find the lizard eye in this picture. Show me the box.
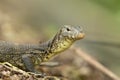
[66,28,71,31]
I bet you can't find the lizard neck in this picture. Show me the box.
[40,31,75,61]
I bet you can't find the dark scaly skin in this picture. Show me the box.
[0,25,85,73]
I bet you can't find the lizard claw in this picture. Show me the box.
[27,72,46,78]
[34,73,46,78]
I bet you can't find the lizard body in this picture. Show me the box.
[0,25,85,73]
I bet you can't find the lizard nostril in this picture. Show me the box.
[77,26,80,28]
[78,26,83,32]
[76,26,81,30]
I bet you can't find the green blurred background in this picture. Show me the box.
[0,0,120,76]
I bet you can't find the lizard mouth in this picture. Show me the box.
[76,33,85,39]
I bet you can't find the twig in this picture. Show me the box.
[71,47,120,80]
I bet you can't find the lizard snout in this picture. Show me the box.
[77,32,85,39]
[75,26,85,39]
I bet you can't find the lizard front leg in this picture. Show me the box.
[22,54,45,77]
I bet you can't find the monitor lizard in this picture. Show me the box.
[0,25,85,74]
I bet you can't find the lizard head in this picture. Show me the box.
[60,25,85,40]
[49,25,85,53]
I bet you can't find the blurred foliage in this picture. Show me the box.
[91,0,120,12]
